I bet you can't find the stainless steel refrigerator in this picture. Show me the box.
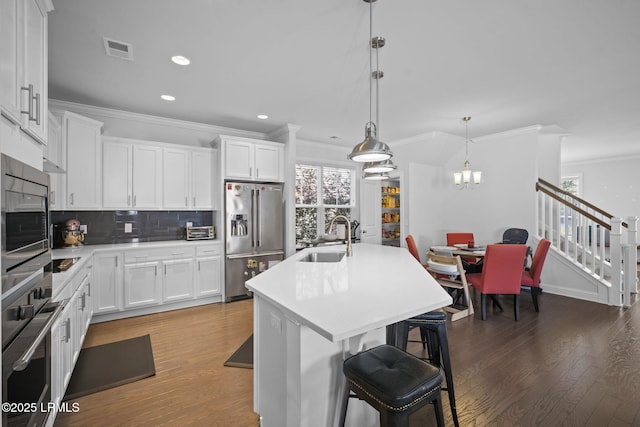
[224,182,284,301]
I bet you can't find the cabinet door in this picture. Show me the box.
[163,258,194,302]
[224,139,254,180]
[162,148,189,209]
[103,141,133,209]
[132,145,162,208]
[0,0,20,123]
[195,256,221,297]
[124,262,161,308]
[360,179,382,244]
[21,0,48,142]
[65,113,102,209]
[191,150,213,209]
[47,112,63,209]
[92,253,123,314]
[255,143,282,181]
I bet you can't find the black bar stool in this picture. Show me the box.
[339,344,444,427]
[398,311,460,427]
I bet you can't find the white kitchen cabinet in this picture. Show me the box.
[0,0,52,144]
[163,147,215,210]
[195,244,222,297]
[51,303,72,407]
[123,261,162,309]
[92,252,123,314]
[162,147,190,209]
[64,111,103,209]
[221,136,283,182]
[191,149,215,209]
[163,258,194,302]
[102,138,162,209]
[50,259,92,412]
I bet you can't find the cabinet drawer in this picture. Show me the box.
[196,245,222,257]
[124,246,195,263]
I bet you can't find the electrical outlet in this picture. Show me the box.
[124,223,132,233]
[186,221,193,227]
[80,224,87,234]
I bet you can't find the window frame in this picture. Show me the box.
[295,162,356,242]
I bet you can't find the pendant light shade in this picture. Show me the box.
[364,171,390,180]
[349,123,392,162]
[363,158,397,173]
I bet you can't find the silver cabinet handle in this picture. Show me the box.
[69,193,74,205]
[256,168,259,178]
[65,318,71,343]
[133,195,137,207]
[154,265,157,276]
[193,197,196,206]
[249,167,252,178]
[20,85,34,119]
[185,197,188,207]
[34,92,41,125]
[50,190,55,204]
[127,195,131,206]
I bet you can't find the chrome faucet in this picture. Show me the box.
[328,215,352,256]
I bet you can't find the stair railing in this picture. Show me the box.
[535,178,638,306]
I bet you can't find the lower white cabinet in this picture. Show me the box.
[195,245,222,297]
[124,261,162,309]
[51,262,93,412]
[92,252,123,314]
[163,258,194,302]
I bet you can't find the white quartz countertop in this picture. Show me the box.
[51,239,221,259]
[246,243,453,342]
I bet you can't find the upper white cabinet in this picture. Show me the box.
[0,0,52,143]
[220,136,283,182]
[162,147,190,209]
[102,137,162,209]
[64,112,103,209]
[162,147,215,210]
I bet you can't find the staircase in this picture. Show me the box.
[535,178,638,307]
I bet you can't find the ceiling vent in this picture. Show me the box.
[103,37,134,61]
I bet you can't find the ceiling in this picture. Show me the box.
[48,0,640,163]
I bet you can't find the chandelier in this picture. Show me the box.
[348,0,395,180]
[454,116,481,187]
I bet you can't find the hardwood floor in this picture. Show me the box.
[55,292,640,426]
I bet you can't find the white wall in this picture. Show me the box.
[562,155,640,219]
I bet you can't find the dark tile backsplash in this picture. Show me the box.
[51,210,214,248]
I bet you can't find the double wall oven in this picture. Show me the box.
[2,154,62,426]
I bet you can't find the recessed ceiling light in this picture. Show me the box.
[171,55,190,66]
[257,114,269,120]
[161,94,176,101]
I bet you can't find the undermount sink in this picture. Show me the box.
[298,251,346,263]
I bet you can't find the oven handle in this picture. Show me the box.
[12,301,66,372]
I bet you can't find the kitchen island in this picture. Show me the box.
[245,243,452,427]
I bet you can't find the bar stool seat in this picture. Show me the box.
[340,344,444,427]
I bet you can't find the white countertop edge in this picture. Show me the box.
[52,239,222,259]
[247,244,453,343]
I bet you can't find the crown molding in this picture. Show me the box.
[48,99,267,140]
[562,152,640,166]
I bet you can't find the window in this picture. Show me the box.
[560,175,581,236]
[295,164,355,242]
[561,175,580,197]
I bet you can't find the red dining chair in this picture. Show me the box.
[446,232,475,247]
[466,244,528,320]
[522,239,551,312]
[406,235,427,268]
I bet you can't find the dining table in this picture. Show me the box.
[430,244,487,259]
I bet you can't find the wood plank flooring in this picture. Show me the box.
[55,291,640,426]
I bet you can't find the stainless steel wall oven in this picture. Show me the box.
[2,154,61,426]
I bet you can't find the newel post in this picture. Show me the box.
[609,218,623,306]
[626,216,638,296]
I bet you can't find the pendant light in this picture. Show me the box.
[348,0,392,163]
[363,158,397,173]
[454,116,482,187]
[363,171,390,180]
